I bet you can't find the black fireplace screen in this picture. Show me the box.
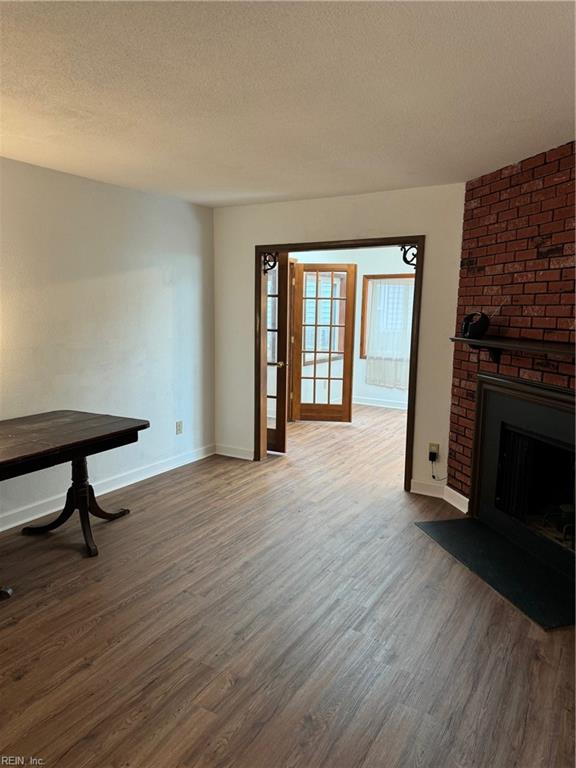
[495,424,575,551]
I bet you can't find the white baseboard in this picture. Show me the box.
[214,444,253,461]
[410,480,445,499]
[443,485,469,514]
[0,444,216,533]
[1,442,469,534]
[410,480,469,513]
[353,397,407,410]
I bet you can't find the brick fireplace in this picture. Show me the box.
[448,141,575,498]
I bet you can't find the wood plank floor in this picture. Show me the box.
[0,406,573,768]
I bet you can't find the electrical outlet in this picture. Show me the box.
[428,443,440,462]
[175,420,183,435]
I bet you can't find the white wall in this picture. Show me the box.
[214,183,465,487]
[294,247,413,409]
[0,159,214,530]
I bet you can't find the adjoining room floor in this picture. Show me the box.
[0,406,573,767]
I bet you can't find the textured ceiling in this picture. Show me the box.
[0,2,574,206]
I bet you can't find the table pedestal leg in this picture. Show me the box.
[22,488,75,535]
[88,486,129,521]
[22,457,130,557]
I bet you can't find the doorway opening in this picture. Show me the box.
[255,236,424,492]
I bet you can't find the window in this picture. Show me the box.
[360,274,415,389]
[374,283,404,332]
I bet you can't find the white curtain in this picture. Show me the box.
[365,277,414,389]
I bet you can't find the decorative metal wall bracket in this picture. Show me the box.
[261,252,279,273]
[400,244,418,269]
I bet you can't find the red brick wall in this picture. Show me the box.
[448,141,575,497]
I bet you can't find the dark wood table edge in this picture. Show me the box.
[0,422,149,482]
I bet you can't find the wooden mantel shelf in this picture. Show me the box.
[450,335,575,364]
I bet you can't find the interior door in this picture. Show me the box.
[288,258,298,422]
[265,253,290,451]
[292,263,357,422]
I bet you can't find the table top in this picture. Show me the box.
[0,410,150,470]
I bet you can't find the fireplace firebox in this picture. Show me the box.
[470,375,575,580]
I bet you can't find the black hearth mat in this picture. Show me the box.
[415,518,574,629]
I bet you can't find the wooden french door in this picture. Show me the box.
[292,263,356,422]
[264,253,290,452]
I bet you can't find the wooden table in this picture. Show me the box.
[0,410,150,598]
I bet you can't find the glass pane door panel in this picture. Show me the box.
[329,379,343,405]
[318,272,332,298]
[331,327,344,353]
[315,358,330,378]
[331,299,345,325]
[267,331,277,362]
[330,354,344,378]
[267,396,277,429]
[267,297,278,330]
[302,352,315,374]
[315,379,329,404]
[301,378,314,403]
[316,327,330,352]
[267,366,277,397]
[303,326,315,351]
[304,272,317,297]
[332,273,347,298]
[303,299,316,324]
[268,267,278,295]
[317,300,331,325]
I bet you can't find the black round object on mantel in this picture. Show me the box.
[461,312,490,339]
